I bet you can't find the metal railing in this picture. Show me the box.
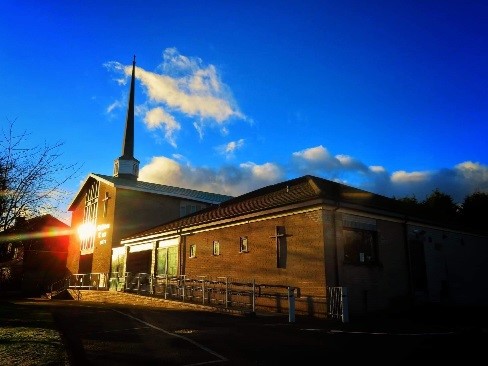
[49,276,70,298]
[122,273,301,320]
[60,272,348,322]
[327,286,349,323]
[68,273,109,290]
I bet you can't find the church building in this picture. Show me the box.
[66,57,232,279]
[66,57,488,319]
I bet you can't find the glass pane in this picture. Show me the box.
[157,248,167,275]
[167,246,178,276]
[343,229,360,263]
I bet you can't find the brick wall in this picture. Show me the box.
[181,209,328,313]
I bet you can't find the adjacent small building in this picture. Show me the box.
[0,214,70,294]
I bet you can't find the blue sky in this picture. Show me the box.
[2,1,487,224]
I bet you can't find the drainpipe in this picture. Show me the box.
[178,230,184,276]
[331,205,340,287]
[123,245,129,291]
[403,218,414,310]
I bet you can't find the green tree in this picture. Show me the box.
[396,194,420,209]
[461,191,488,231]
[421,188,459,223]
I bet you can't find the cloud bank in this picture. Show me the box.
[105,48,245,146]
[139,145,488,203]
[106,50,487,204]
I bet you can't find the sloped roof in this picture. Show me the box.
[123,175,418,241]
[0,214,71,242]
[68,173,233,211]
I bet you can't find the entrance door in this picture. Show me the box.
[79,254,93,274]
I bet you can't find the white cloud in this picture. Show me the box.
[291,146,370,178]
[455,161,488,185]
[139,156,284,197]
[139,156,183,186]
[138,150,488,204]
[106,48,246,146]
[369,165,386,173]
[292,145,339,172]
[290,146,488,203]
[391,170,430,183]
[144,107,181,148]
[335,154,369,172]
[107,51,488,206]
[217,139,245,159]
[106,101,122,114]
[239,162,283,182]
[292,145,332,162]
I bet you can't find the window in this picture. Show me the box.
[111,252,125,277]
[157,246,178,276]
[180,202,204,217]
[80,181,99,254]
[343,228,378,265]
[189,244,196,258]
[239,237,248,253]
[212,241,220,256]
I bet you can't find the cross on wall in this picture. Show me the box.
[102,192,111,217]
[270,226,288,268]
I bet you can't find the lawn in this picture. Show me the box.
[0,299,69,366]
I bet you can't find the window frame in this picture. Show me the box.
[80,181,99,254]
[189,244,197,258]
[343,227,379,266]
[212,240,220,256]
[239,236,248,253]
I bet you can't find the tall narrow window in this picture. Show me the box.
[189,244,196,258]
[213,241,220,256]
[239,237,248,253]
[80,181,99,254]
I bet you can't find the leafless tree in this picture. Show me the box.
[0,118,81,231]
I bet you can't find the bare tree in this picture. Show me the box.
[0,118,81,231]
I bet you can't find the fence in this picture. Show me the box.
[62,272,348,322]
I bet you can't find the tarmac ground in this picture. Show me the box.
[1,294,487,365]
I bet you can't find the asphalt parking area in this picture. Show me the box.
[51,304,229,365]
[2,298,488,365]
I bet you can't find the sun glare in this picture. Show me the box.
[77,223,96,240]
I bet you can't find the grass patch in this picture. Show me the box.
[0,300,69,365]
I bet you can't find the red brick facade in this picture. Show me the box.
[67,176,217,276]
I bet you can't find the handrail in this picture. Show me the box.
[60,272,344,321]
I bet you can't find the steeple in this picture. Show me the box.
[113,55,140,180]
